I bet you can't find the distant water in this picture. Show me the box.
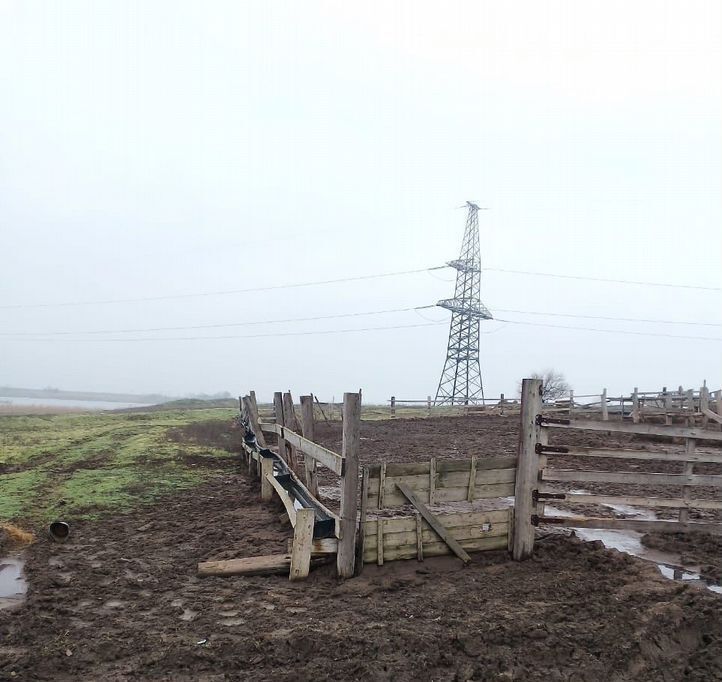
[0,396,152,410]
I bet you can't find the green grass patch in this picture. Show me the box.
[0,407,240,524]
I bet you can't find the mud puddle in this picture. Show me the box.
[545,504,722,594]
[0,555,28,609]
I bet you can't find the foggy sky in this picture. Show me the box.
[1,0,720,403]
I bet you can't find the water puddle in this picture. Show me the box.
[544,504,721,594]
[0,555,28,610]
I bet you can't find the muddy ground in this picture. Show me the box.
[1,414,721,681]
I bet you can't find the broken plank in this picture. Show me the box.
[198,554,290,577]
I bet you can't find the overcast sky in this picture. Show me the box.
[1,0,720,403]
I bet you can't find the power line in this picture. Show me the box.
[484,268,721,292]
[0,266,446,310]
[492,308,722,327]
[494,318,722,342]
[0,305,435,337]
[13,321,448,342]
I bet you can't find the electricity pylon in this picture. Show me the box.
[434,202,492,405]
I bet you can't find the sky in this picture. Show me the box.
[1,0,720,403]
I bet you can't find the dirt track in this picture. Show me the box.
[1,414,721,681]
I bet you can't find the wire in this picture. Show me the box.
[12,321,448,342]
[484,268,721,292]
[492,308,722,327]
[494,318,722,342]
[0,305,434,337]
[0,266,446,310]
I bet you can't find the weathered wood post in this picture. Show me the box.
[337,392,361,578]
[427,395,432,417]
[273,392,288,465]
[300,395,318,497]
[282,392,300,469]
[289,508,314,581]
[716,388,722,416]
[678,438,696,523]
[700,385,709,427]
[260,456,274,501]
[601,388,609,421]
[390,396,396,418]
[243,393,266,448]
[568,390,574,418]
[512,378,542,561]
[663,386,672,424]
[632,387,640,424]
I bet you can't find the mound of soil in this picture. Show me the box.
[1,456,720,681]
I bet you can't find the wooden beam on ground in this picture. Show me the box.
[198,554,291,577]
[396,482,471,564]
[289,508,315,581]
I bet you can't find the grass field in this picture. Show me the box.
[0,407,239,525]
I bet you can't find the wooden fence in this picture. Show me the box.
[358,457,516,565]
[198,389,360,580]
[512,378,722,560]
[387,383,722,429]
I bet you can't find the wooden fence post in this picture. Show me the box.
[700,386,709,427]
[716,389,722,416]
[289,508,314,581]
[260,456,274,502]
[601,388,609,421]
[243,394,266,448]
[283,392,300,469]
[427,395,432,417]
[663,387,672,424]
[512,378,542,561]
[300,395,319,497]
[273,392,288,465]
[632,387,640,424]
[568,389,574,418]
[390,396,396,418]
[337,392,361,578]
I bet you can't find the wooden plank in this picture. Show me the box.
[377,519,384,566]
[198,554,291,576]
[415,513,423,561]
[242,395,267,449]
[537,488,722,510]
[513,378,542,561]
[542,468,722,487]
[539,516,722,536]
[260,457,274,502]
[467,456,477,502]
[546,418,722,441]
[364,509,512,536]
[273,392,289,465]
[396,482,471,564]
[702,407,722,425]
[282,427,344,475]
[366,482,516,508]
[370,522,509,549]
[601,388,609,421]
[283,392,301,472]
[266,473,297,527]
[363,535,508,563]
[337,392,361,578]
[286,537,338,555]
[367,468,516,496]
[289,508,314,581]
[554,447,722,464]
[369,456,516,478]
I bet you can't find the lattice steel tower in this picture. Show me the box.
[434,202,493,405]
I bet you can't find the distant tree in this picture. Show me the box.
[519,370,571,403]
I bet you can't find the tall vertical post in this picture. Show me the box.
[632,387,640,424]
[282,392,300,469]
[663,386,672,424]
[244,393,266,448]
[716,389,722,416]
[512,378,542,561]
[273,392,288,464]
[427,395,432,417]
[300,395,318,497]
[390,396,396,418]
[337,392,361,578]
[601,388,609,421]
[700,385,709,427]
[568,389,574,418]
